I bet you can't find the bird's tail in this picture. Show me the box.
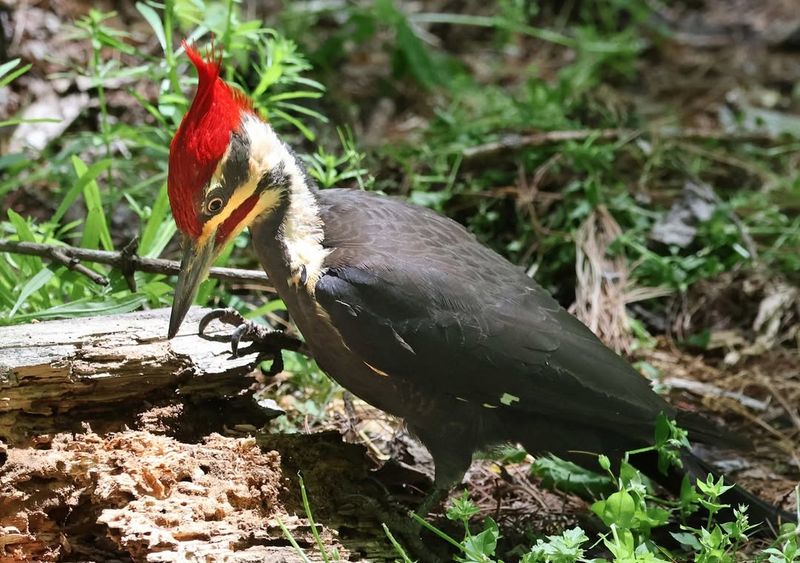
[676,410,750,450]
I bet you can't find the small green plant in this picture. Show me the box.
[384,417,798,562]
[524,527,591,563]
[408,491,502,562]
[303,128,373,189]
[0,0,340,326]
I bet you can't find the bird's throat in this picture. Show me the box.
[243,119,329,294]
[278,156,329,293]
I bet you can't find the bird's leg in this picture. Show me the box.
[198,308,306,376]
[414,486,449,519]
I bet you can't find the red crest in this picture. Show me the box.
[168,41,253,237]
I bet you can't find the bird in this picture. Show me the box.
[166,43,794,535]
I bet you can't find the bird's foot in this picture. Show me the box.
[198,308,304,376]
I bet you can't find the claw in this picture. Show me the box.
[230,323,250,356]
[262,352,284,377]
[196,308,306,375]
[198,307,245,338]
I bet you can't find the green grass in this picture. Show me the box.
[2,0,797,325]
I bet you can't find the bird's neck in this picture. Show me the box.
[248,124,329,291]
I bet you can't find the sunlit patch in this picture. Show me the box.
[364,361,390,377]
[500,393,520,406]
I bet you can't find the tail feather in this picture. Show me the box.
[676,411,750,450]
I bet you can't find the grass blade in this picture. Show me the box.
[136,2,167,52]
[275,517,312,563]
[9,267,53,317]
[53,158,113,224]
[139,182,174,257]
[72,155,114,251]
[298,474,332,563]
[382,523,414,563]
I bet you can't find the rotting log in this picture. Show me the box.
[0,429,401,562]
[0,310,405,562]
[0,307,265,446]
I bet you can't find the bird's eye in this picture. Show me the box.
[206,197,224,214]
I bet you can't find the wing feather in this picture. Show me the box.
[316,190,671,435]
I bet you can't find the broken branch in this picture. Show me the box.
[0,239,272,288]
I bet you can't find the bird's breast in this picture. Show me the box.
[250,221,410,416]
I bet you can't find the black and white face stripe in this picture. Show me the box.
[200,129,291,224]
[221,131,251,192]
[258,161,291,194]
[201,131,250,219]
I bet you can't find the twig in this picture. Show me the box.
[48,247,109,286]
[0,239,272,288]
[662,376,770,412]
[462,127,780,161]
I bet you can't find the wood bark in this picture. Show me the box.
[0,308,264,446]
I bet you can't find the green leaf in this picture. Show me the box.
[136,2,167,52]
[272,108,316,141]
[6,209,43,273]
[532,455,615,497]
[245,298,287,319]
[394,18,441,89]
[12,294,148,322]
[7,209,38,243]
[0,58,21,80]
[139,182,174,257]
[267,91,323,102]
[0,59,31,88]
[72,155,114,251]
[9,267,54,317]
[446,490,480,522]
[0,117,60,128]
[592,490,636,529]
[461,518,500,560]
[53,158,113,224]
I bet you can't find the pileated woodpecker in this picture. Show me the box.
[166,44,792,530]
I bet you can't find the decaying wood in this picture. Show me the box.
[0,311,410,562]
[0,308,267,446]
[0,429,401,562]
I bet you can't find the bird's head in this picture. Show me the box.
[167,42,287,338]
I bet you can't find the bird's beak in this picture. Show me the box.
[168,235,216,339]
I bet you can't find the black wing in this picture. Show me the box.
[315,190,671,438]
